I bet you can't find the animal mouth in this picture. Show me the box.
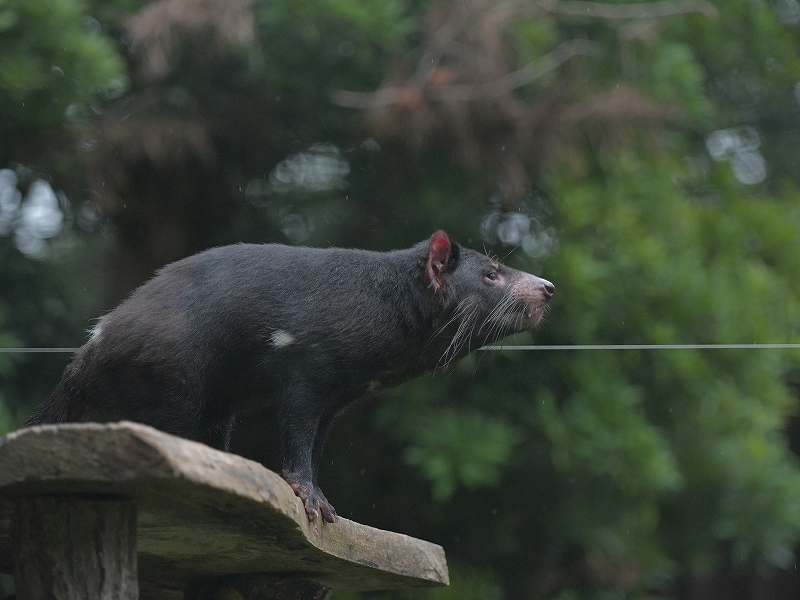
[522,286,553,325]
[473,292,551,346]
[522,302,547,326]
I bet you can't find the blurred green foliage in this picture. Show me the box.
[4,0,800,598]
[541,154,800,577]
[0,0,126,131]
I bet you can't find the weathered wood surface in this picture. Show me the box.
[0,422,448,599]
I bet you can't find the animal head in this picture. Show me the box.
[424,230,554,367]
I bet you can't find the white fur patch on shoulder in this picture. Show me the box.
[271,329,296,348]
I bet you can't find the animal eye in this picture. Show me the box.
[485,271,499,281]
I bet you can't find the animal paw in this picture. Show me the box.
[315,488,338,523]
[283,474,338,523]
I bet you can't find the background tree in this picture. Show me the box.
[4,0,800,598]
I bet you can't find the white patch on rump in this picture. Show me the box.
[271,329,296,348]
[88,320,104,342]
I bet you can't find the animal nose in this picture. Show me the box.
[541,279,555,298]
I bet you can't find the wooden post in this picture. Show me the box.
[12,496,137,600]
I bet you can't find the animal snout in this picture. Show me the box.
[540,278,555,300]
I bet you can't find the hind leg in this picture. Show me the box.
[112,391,204,441]
[197,414,237,450]
[86,362,206,441]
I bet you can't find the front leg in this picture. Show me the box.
[309,410,338,522]
[278,387,338,524]
[282,472,337,524]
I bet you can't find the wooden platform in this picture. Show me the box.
[0,422,448,599]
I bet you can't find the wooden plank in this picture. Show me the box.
[0,422,448,598]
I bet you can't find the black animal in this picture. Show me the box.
[28,231,554,523]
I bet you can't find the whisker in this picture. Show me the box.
[482,296,515,339]
[481,295,513,332]
[437,306,479,371]
[448,307,479,367]
[487,297,528,343]
[425,298,472,353]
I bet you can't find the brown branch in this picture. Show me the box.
[331,86,408,109]
[123,0,255,79]
[331,39,593,109]
[494,0,717,25]
[549,0,718,20]
[430,38,593,102]
[411,2,479,85]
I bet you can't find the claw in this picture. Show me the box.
[316,492,338,523]
[283,474,338,523]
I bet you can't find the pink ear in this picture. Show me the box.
[427,230,452,292]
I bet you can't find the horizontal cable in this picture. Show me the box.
[481,344,800,351]
[0,348,78,353]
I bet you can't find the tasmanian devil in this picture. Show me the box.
[27,230,554,523]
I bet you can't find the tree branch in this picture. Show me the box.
[549,0,718,20]
[331,39,593,109]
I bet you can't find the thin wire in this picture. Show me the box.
[0,348,78,353]
[481,343,800,351]
[2,344,800,354]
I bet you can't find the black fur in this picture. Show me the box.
[28,231,553,522]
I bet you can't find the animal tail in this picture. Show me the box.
[26,361,90,426]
